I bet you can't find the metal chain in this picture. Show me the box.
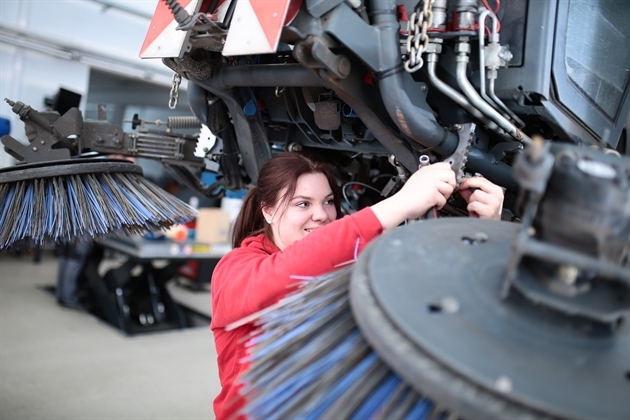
[169,73,182,109]
[404,0,434,73]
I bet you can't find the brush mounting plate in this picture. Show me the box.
[0,159,142,183]
[350,218,629,420]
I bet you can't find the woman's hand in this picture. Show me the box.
[371,162,456,230]
[458,176,504,220]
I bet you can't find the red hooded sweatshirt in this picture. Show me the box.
[210,207,383,419]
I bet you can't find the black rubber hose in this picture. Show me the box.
[466,147,518,191]
[164,0,195,27]
[370,0,458,157]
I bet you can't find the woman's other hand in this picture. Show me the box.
[458,176,504,220]
[371,162,456,230]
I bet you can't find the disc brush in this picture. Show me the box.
[238,218,629,420]
[0,98,198,250]
[0,158,196,250]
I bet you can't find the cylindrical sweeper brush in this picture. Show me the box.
[236,143,630,420]
[0,99,197,250]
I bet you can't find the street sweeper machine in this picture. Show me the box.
[1,0,629,418]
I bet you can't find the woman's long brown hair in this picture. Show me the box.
[231,152,341,248]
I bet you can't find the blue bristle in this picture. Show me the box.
[247,315,354,393]
[1,168,195,250]
[15,182,34,241]
[81,176,108,234]
[117,183,153,222]
[248,301,344,353]
[250,332,362,418]
[404,398,433,420]
[239,268,445,420]
[351,373,402,420]
[54,178,68,242]
[0,185,15,228]
[254,289,346,334]
[44,181,55,236]
[66,179,82,237]
[299,352,379,420]
[97,175,128,226]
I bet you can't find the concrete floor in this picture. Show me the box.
[0,251,220,419]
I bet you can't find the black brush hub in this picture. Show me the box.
[0,158,142,183]
[350,218,630,420]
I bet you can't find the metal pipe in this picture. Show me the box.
[477,9,507,118]
[426,53,511,141]
[488,77,526,128]
[0,23,173,85]
[87,0,153,20]
[478,8,526,128]
[370,0,458,156]
[455,37,530,143]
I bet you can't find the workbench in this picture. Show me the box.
[80,235,230,335]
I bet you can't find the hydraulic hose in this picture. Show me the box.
[466,146,518,191]
[370,0,458,156]
[455,37,530,143]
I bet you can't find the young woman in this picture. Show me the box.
[209,152,504,419]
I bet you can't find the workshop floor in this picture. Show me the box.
[0,251,220,419]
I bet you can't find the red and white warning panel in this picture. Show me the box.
[140,0,302,59]
[140,0,203,59]
[222,0,291,56]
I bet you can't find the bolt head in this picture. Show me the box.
[338,57,351,78]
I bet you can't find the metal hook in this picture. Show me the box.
[275,86,286,97]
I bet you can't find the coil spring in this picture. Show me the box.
[167,116,201,130]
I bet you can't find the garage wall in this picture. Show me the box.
[0,0,184,169]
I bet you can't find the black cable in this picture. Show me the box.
[224,0,238,28]
[375,64,404,81]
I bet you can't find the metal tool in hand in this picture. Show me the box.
[418,154,439,218]
[420,123,475,218]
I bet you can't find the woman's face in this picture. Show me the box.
[262,172,337,251]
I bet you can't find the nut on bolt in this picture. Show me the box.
[288,142,303,152]
[498,46,513,64]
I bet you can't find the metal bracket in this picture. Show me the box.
[1,99,78,164]
[294,36,351,80]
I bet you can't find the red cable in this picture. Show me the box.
[481,0,500,14]
[481,0,501,33]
